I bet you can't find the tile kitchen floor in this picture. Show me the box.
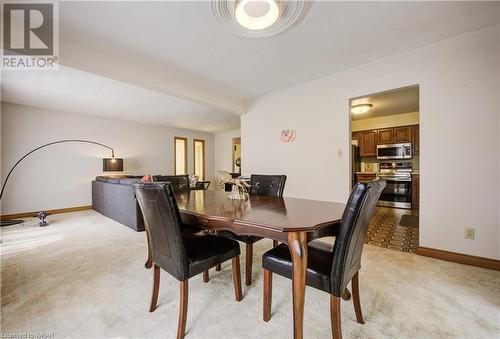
[365,206,419,253]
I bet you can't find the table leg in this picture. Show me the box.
[288,232,308,339]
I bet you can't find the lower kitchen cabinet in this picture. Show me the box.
[412,173,420,209]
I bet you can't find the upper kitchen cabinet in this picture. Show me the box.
[359,130,377,156]
[412,125,419,155]
[394,126,412,142]
[352,131,360,144]
[354,124,419,156]
[377,128,394,144]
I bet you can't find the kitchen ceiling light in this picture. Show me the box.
[351,104,373,115]
[235,0,280,30]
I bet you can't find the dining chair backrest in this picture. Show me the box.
[134,182,189,281]
[249,175,287,197]
[153,175,190,193]
[330,179,386,296]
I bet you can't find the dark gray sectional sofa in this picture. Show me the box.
[91,175,191,232]
[92,176,145,231]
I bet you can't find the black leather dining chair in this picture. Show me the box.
[153,175,191,192]
[144,175,202,269]
[153,175,203,235]
[218,174,287,286]
[134,182,243,339]
[261,179,386,339]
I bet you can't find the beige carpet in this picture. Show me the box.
[1,211,499,339]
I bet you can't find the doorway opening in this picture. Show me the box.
[232,137,241,174]
[349,85,419,253]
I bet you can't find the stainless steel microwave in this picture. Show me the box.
[377,143,412,160]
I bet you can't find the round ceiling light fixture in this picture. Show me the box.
[235,0,280,30]
[351,104,373,115]
[212,0,312,38]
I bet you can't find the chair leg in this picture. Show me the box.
[145,229,153,269]
[215,264,221,271]
[177,280,189,339]
[330,295,342,339]
[203,271,209,283]
[263,269,272,322]
[352,272,365,324]
[245,243,253,286]
[341,288,351,301]
[149,264,160,312]
[231,257,243,301]
[273,240,278,247]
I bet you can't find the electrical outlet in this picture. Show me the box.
[464,227,475,240]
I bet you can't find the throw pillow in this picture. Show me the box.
[141,175,152,182]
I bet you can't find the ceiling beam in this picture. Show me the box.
[59,36,246,116]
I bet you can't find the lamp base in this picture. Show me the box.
[1,219,24,227]
[37,211,49,227]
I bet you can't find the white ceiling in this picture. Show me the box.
[1,66,240,132]
[1,1,499,132]
[351,86,419,121]
[57,1,500,99]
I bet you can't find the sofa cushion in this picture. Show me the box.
[120,178,140,186]
[95,176,109,183]
[107,178,121,184]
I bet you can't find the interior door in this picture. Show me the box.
[232,137,241,173]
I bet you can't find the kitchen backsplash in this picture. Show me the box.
[360,156,419,172]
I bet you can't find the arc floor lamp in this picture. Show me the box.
[1,139,123,227]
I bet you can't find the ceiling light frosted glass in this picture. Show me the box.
[351,104,373,115]
[235,0,280,30]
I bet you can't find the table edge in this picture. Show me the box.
[179,209,341,233]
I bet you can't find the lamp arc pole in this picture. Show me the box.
[0,139,116,202]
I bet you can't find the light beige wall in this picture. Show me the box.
[498,25,500,256]
[352,112,419,131]
[243,25,500,259]
[0,103,215,214]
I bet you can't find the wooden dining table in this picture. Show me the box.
[175,190,346,339]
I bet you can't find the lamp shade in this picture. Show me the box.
[103,158,123,172]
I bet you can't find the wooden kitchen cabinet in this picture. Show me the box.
[394,126,412,142]
[377,128,394,144]
[412,173,420,209]
[359,131,377,156]
[357,173,377,182]
[355,124,419,156]
[412,125,419,155]
[352,131,360,144]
